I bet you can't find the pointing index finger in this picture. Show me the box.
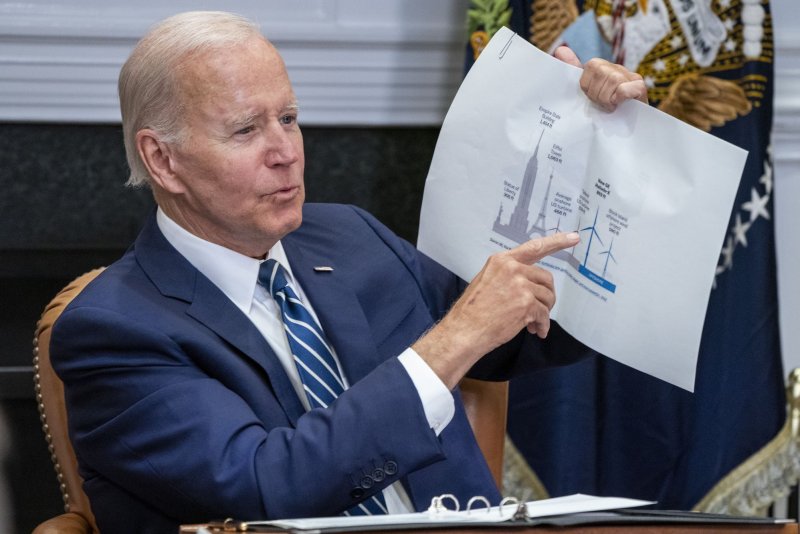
[506,232,580,264]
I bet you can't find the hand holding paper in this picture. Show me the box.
[555,46,649,110]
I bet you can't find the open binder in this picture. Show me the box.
[188,494,789,532]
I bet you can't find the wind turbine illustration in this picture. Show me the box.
[580,207,604,268]
[598,238,617,278]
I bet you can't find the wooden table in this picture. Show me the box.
[181,522,800,533]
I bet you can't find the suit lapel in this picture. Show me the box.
[134,213,305,424]
[282,234,384,386]
[186,277,306,423]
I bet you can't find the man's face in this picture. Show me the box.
[164,37,305,258]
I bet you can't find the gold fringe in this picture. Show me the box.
[694,369,800,515]
[502,436,550,501]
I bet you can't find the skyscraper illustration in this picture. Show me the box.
[493,129,546,244]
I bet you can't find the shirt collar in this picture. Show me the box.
[156,207,295,315]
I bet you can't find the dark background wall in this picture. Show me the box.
[0,122,440,533]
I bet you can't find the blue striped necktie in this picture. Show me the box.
[258,259,388,516]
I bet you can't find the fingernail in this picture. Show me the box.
[567,232,580,241]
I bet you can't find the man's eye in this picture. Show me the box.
[280,114,297,125]
[235,125,255,135]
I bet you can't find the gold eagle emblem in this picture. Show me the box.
[658,73,752,132]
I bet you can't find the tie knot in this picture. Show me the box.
[259,259,289,298]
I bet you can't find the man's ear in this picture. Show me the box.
[136,129,186,194]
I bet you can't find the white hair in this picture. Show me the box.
[119,11,263,187]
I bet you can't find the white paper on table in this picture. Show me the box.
[417,28,747,392]
[523,493,654,517]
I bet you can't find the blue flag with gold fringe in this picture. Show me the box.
[466,0,787,511]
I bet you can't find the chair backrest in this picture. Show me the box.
[34,268,104,534]
[460,377,509,491]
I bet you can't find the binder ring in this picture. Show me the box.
[427,493,459,514]
[499,496,526,520]
[466,495,492,514]
[499,496,520,509]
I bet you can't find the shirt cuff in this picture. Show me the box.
[397,348,455,436]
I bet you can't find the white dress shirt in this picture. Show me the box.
[156,208,454,513]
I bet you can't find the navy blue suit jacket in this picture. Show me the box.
[51,203,581,533]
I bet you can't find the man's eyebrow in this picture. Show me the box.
[228,103,299,127]
[229,112,262,127]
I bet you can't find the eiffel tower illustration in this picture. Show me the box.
[532,169,554,234]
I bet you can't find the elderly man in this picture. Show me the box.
[51,11,646,533]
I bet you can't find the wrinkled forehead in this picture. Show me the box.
[173,36,291,105]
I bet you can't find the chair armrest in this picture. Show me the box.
[32,512,92,534]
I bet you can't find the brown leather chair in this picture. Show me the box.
[33,268,104,534]
[460,378,508,491]
[31,269,508,532]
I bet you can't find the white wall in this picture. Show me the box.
[0,0,468,125]
[0,0,798,372]
[771,0,800,373]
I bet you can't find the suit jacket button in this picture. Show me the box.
[384,461,398,475]
[360,476,374,489]
[372,468,385,482]
[351,488,365,500]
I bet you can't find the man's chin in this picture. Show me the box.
[283,214,303,236]
[272,204,303,237]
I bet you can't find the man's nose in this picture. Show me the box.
[264,125,300,167]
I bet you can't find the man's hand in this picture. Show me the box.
[412,232,580,389]
[554,46,648,112]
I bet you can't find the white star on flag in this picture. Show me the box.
[653,59,667,72]
[742,187,770,222]
[733,213,751,247]
[720,235,735,270]
[724,18,735,31]
[678,54,690,66]
[719,0,732,8]
[760,161,773,194]
[671,35,684,49]
[715,156,773,283]
[725,38,737,52]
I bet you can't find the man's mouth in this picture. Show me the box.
[266,185,300,199]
